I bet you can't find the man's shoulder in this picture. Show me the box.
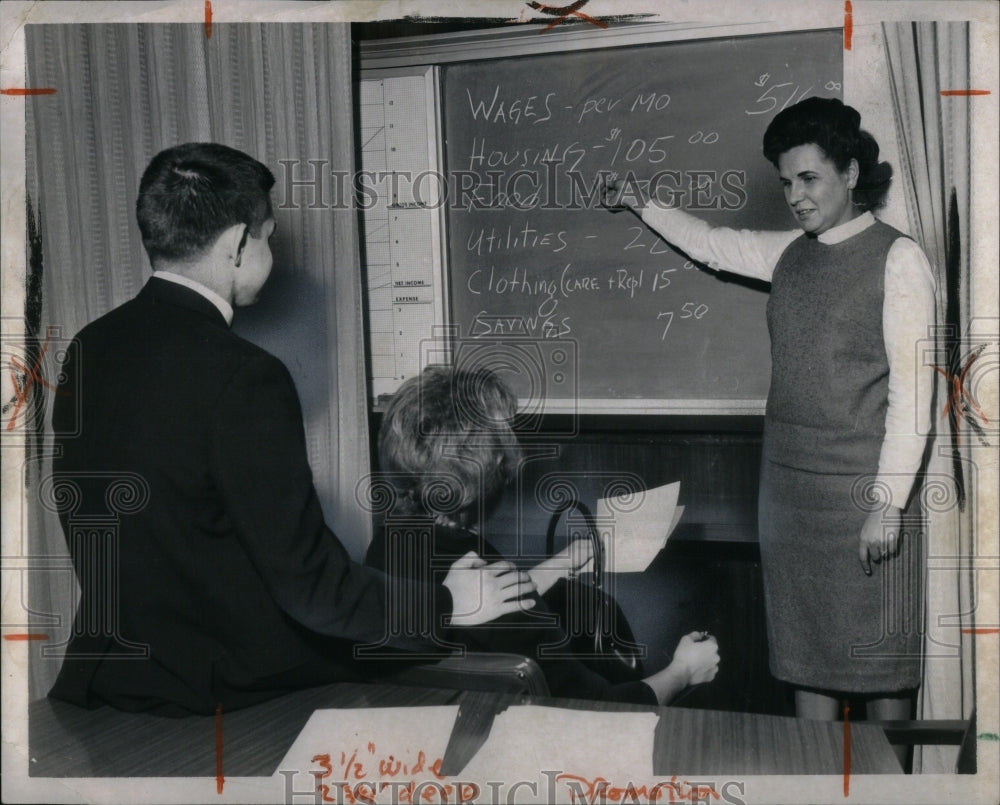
[71,291,288,382]
[75,289,249,347]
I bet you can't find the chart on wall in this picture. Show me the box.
[359,72,443,403]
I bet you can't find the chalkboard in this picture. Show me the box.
[441,29,842,409]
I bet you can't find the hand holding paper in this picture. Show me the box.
[596,481,684,573]
[529,538,594,595]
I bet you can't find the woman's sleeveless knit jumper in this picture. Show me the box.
[758,221,923,692]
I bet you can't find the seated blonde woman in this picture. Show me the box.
[366,364,719,705]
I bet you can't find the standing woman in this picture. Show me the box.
[608,97,935,743]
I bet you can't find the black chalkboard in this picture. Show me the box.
[441,29,842,408]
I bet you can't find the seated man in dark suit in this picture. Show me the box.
[49,142,535,716]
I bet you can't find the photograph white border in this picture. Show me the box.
[2,2,997,803]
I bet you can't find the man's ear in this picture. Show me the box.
[218,223,249,267]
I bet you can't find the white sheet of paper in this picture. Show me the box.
[596,482,683,572]
[669,504,685,536]
[275,706,459,804]
[460,705,658,785]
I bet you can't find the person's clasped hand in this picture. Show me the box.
[672,631,721,686]
[443,551,537,626]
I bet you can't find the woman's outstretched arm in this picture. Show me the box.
[604,176,796,281]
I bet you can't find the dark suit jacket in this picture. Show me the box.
[50,278,449,715]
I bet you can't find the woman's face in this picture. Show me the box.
[777,143,859,235]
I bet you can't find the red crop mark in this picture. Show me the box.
[1,88,57,96]
[215,703,224,793]
[940,90,991,96]
[962,628,1000,634]
[843,1,853,51]
[527,1,608,32]
[5,329,64,432]
[842,701,851,796]
[205,1,213,39]
[4,633,49,641]
[933,344,991,446]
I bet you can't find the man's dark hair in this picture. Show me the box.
[762,97,893,212]
[136,142,275,264]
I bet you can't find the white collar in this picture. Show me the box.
[817,211,876,245]
[152,271,234,325]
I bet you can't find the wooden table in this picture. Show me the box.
[28,682,901,778]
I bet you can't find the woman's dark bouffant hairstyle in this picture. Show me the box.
[762,97,893,212]
[378,365,523,527]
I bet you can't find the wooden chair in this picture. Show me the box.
[383,652,550,696]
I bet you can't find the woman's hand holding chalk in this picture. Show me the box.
[600,172,633,213]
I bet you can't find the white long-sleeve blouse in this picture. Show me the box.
[641,203,937,508]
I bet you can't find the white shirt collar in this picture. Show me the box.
[152,271,234,325]
[817,211,876,245]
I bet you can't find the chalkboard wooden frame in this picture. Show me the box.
[359,19,842,69]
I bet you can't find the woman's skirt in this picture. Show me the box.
[758,458,924,693]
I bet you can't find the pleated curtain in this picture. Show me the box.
[883,21,976,773]
[25,23,370,699]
